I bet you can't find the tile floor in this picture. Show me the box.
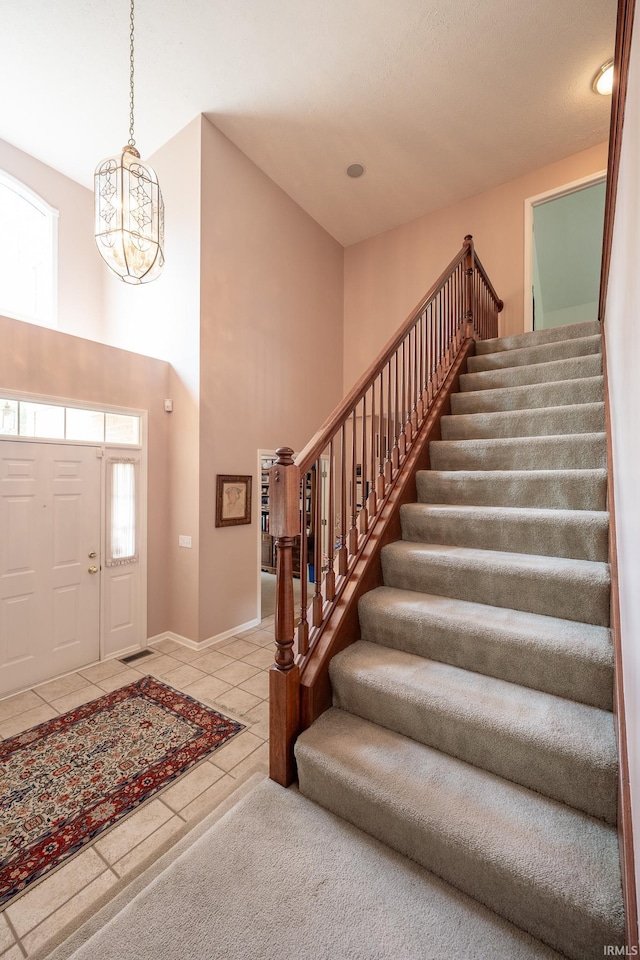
[0,617,275,959]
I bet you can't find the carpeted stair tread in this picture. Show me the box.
[460,353,602,392]
[416,468,608,510]
[400,503,608,561]
[450,376,604,415]
[467,335,601,373]
[295,709,624,960]
[429,433,606,471]
[475,320,600,355]
[358,587,613,709]
[440,401,605,440]
[330,640,617,822]
[58,777,567,960]
[381,540,610,626]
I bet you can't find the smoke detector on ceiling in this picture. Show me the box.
[346,163,365,178]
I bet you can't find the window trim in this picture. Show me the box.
[0,168,59,329]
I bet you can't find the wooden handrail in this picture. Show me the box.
[269,235,503,786]
[599,0,637,322]
[296,243,468,474]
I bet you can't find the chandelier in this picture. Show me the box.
[94,0,164,284]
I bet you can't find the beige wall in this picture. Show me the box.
[0,137,104,341]
[199,117,344,642]
[102,118,203,642]
[343,142,608,391]
[0,315,171,637]
[604,5,640,904]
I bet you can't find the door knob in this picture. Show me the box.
[88,551,97,558]
[88,566,99,574]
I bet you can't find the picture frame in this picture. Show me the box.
[215,474,252,527]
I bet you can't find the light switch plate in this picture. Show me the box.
[178,535,192,548]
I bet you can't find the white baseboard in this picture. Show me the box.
[147,618,262,653]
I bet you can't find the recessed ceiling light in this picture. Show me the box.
[346,163,365,178]
[592,59,614,95]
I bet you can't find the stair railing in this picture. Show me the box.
[269,234,503,784]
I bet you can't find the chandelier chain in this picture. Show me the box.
[128,0,135,147]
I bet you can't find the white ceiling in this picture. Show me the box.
[0,0,616,245]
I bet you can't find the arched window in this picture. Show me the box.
[0,170,58,328]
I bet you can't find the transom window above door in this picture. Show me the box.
[0,396,140,445]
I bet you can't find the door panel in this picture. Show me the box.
[0,441,101,697]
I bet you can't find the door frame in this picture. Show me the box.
[523,169,607,332]
[0,386,148,664]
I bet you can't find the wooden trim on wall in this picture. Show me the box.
[298,338,475,730]
[601,324,639,950]
[599,0,637,322]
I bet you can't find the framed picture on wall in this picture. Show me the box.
[216,475,252,527]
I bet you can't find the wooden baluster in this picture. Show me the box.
[338,426,347,576]
[325,440,335,601]
[412,323,419,431]
[360,395,368,534]
[312,461,323,627]
[298,472,309,656]
[385,361,393,484]
[464,234,474,339]
[436,290,442,386]
[349,409,359,554]
[399,339,407,456]
[377,371,386,499]
[368,384,377,518]
[392,352,400,470]
[417,311,424,422]
[269,446,301,787]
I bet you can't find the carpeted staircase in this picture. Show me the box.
[295,319,625,960]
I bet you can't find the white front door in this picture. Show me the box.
[0,441,101,697]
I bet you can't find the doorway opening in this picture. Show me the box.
[524,172,606,332]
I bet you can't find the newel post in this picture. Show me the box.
[269,446,301,787]
[463,234,475,339]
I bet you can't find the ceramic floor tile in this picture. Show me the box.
[247,628,276,648]
[160,663,206,689]
[0,704,58,740]
[242,646,275,669]
[160,761,225,813]
[212,660,260,686]
[216,638,261,660]
[238,671,270,699]
[189,650,235,675]
[5,847,105,937]
[244,699,270,741]
[0,913,15,953]
[50,683,104,714]
[35,672,89,704]
[96,668,143,693]
[133,654,183,680]
[182,675,232,707]
[179,774,238,822]
[211,730,264,773]
[235,626,262,639]
[94,798,173,865]
[227,741,269,781]
[166,644,205,664]
[213,686,261,716]
[112,816,185,879]
[150,638,186,656]
[78,659,128,684]
[0,689,46,725]
[20,870,118,956]
[1,945,24,960]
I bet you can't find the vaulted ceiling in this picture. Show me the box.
[1,0,616,245]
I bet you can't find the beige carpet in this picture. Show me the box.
[49,778,562,960]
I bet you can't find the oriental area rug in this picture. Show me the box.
[0,676,244,906]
